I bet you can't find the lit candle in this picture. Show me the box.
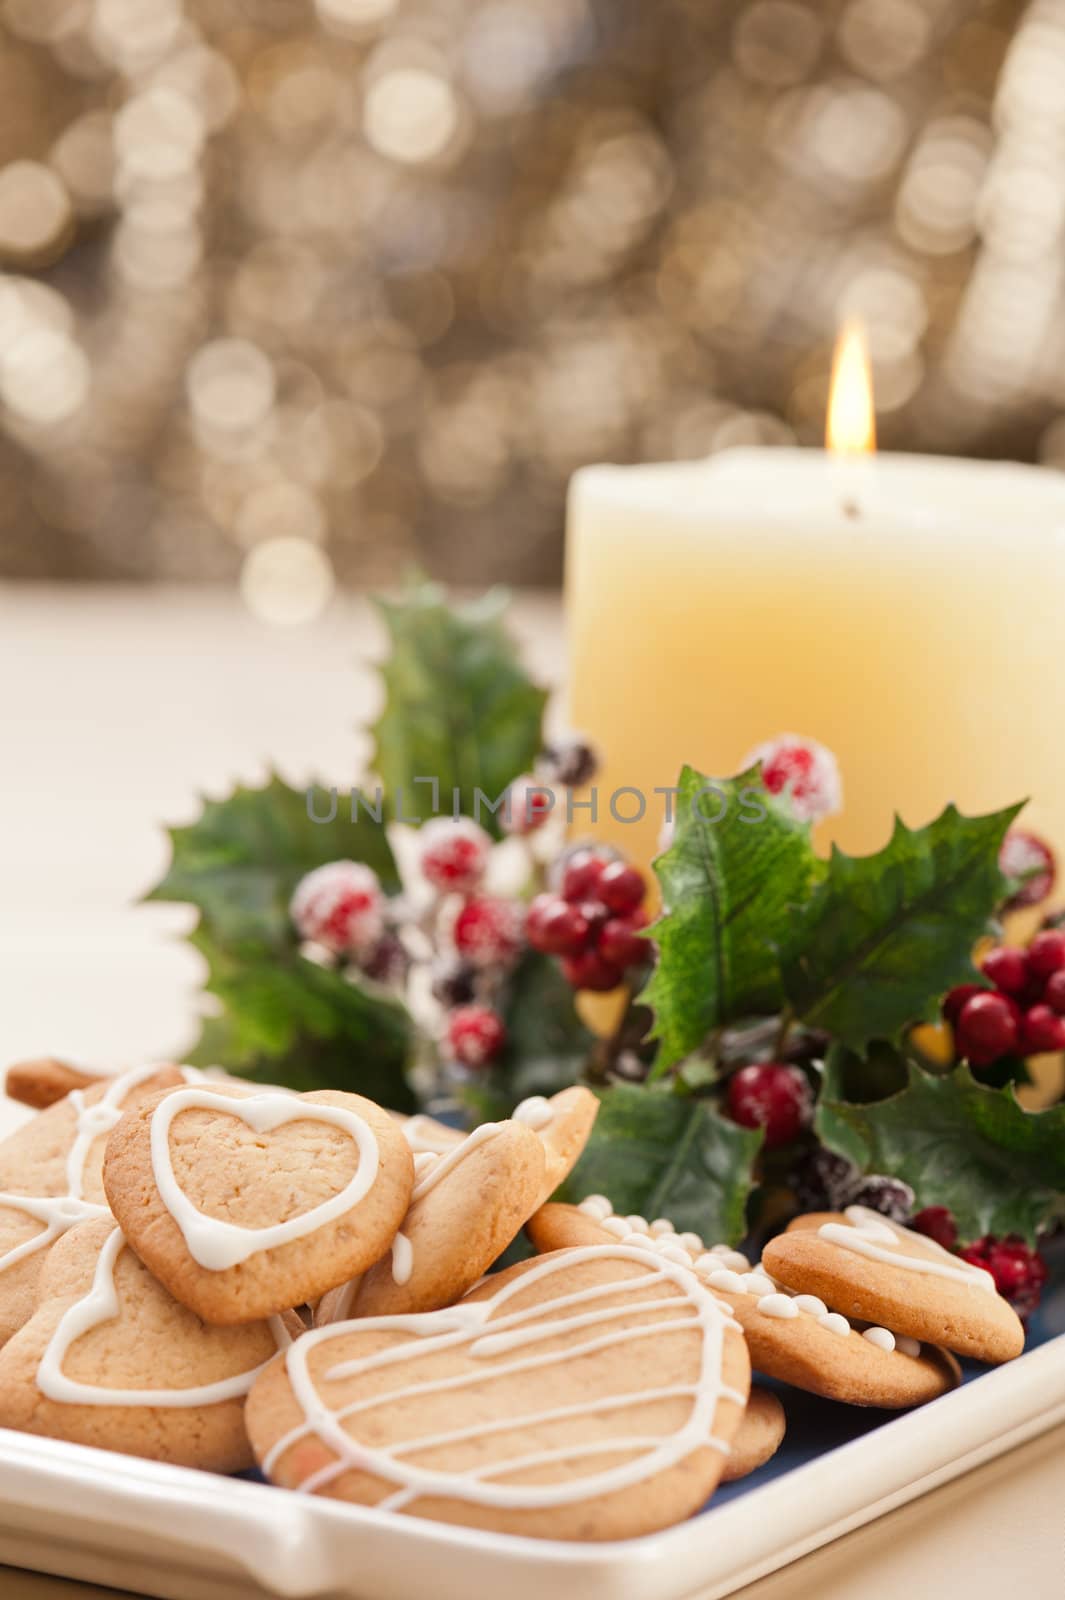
[565,325,1065,876]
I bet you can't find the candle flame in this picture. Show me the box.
[827,320,876,456]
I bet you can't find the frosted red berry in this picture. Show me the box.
[526,894,590,957]
[446,1004,506,1067]
[1043,969,1065,1015]
[943,983,986,1024]
[1000,830,1056,911]
[744,733,842,823]
[1026,929,1065,981]
[418,817,491,894]
[598,911,649,969]
[912,1206,958,1250]
[452,897,524,967]
[958,1234,1048,1317]
[597,861,645,914]
[725,1062,812,1148]
[501,774,553,836]
[559,849,609,902]
[955,992,1019,1065]
[980,946,1030,998]
[1019,1003,1065,1055]
[289,860,385,956]
[561,950,624,992]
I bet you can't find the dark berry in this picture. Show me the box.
[958,1234,1048,1317]
[849,1175,914,1222]
[446,1004,506,1068]
[598,911,650,969]
[559,850,609,903]
[912,1205,957,1250]
[943,983,986,1024]
[1019,1003,1065,1055]
[526,895,590,957]
[360,935,408,986]
[1044,969,1065,1015]
[955,991,1019,1065]
[1027,929,1065,981]
[980,946,1030,998]
[452,897,524,967]
[561,950,624,992]
[725,1062,812,1149]
[539,737,599,789]
[597,861,645,914]
[430,957,478,1008]
[790,1146,860,1211]
[1000,830,1056,912]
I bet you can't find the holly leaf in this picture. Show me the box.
[370,580,547,834]
[460,952,595,1121]
[643,764,822,1076]
[146,774,400,948]
[557,1083,763,1245]
[778,802,1022,1052]
[816,1061,1065,1241]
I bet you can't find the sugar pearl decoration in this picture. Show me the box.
[656,1243,694,1267]
[675,1231,704,1255]
[602,1216,630,1237]
[817,1311,851,1337]
[793,1294,827,1317]
[704,1267,748,1294]
[757,1293,800,1320]
[744,1273,776,1297]
[862,1327,896,1352]
[896,1335,922,1358]
[578,1195,612,1220]
[624,1215,650,1234]
[649,1218,675,1236]
[708,1247,751,1272]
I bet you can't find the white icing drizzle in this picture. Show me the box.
[390,1233,414,1286]
[408,1122,502,1206]
[511,1096,554,1131]
[895,1335,922,1358]
[862,1326,896,1352]
[757,1293,800,1321]
[263,1244,744,1510]
[817,1206,996,1293]
[149,1089,381,1272]
[36,1226,291,1407]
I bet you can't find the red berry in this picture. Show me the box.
[1019,1003,1065,1055]
[501,775,553,836]
[575,899,611,939]
[1044,969,1065,1015]
[912,1206,958,1251]
[958,1234,1048,1317]
[943,983,986,1024]
[561,950,624,992]
[452,897,524,967]
[980,946,1030,998]
[598,911,649,969]
[725,1062,812,1149]
[955,992,1019,1065]
[597,861,645,914]
[445,1004,506,1067]
[418,818,491,894]
[559,849,609,903]
[744,733,842,823]
[1000,830,1056,911]
[526,894,590,957]
[289,861,385,956]
[1027,929,1065,981]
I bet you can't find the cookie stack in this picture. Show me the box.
[0,1058,1028,1543]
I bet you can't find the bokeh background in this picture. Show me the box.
[1,0,1064,613]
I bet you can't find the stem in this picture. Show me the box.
[774,1007,796,1059]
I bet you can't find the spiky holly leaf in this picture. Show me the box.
[644,764,822,1076]
[558,1082,763,1245]
[459,951,595,1122]
[816,1060,1065,1242]
[370,580,548,835]
[778,802,1022,1052]
[146,774,400,949]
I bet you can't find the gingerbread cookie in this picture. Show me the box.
[763,1205,1025,1364]
[512,1088,599,1202]
[247,1244,749,1541]
[529,1201,961,1408]
[4,1057,110,1111]
[103,1085,414,1324]
[722,1386,786,1482]
[0,1217,298,1471]
[0,1061,193,1347]
[393,1113,465,1156]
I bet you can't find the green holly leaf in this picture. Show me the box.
[558,1083,763,1245]
[460,952,595,1122]
[817,1060,1065,1241]
[779,802,1023,1052]
[643,764,822,1076]
[147,774,400,949]
[370,580,548,834]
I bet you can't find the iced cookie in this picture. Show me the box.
[512,1088,599,1202]
[103,1085,414,1324]
[763,1205,1025,1364]
[0,1062,192,1347]
[393,1113,465,1156]
[0,1217,298,1471]
[247,1244,750,1541]
[722,1386,786,1482]
[529,1201,960,1408]
[4,1057,109,1111]
[319,1117,547,1322]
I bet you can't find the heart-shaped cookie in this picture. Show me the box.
[248,1244,750,1541]
[103,1086,414,1323]
[0,1217,297,1471]
[0,1062,191,1348]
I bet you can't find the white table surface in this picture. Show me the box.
[0,582,1060,1600]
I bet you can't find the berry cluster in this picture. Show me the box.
[913,1208,1049,1317]
[945,928,1065,1067]
[527,848,650,993]
[789,1145,915,1220]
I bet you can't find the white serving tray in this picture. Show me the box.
[0,1334,1062,1600]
